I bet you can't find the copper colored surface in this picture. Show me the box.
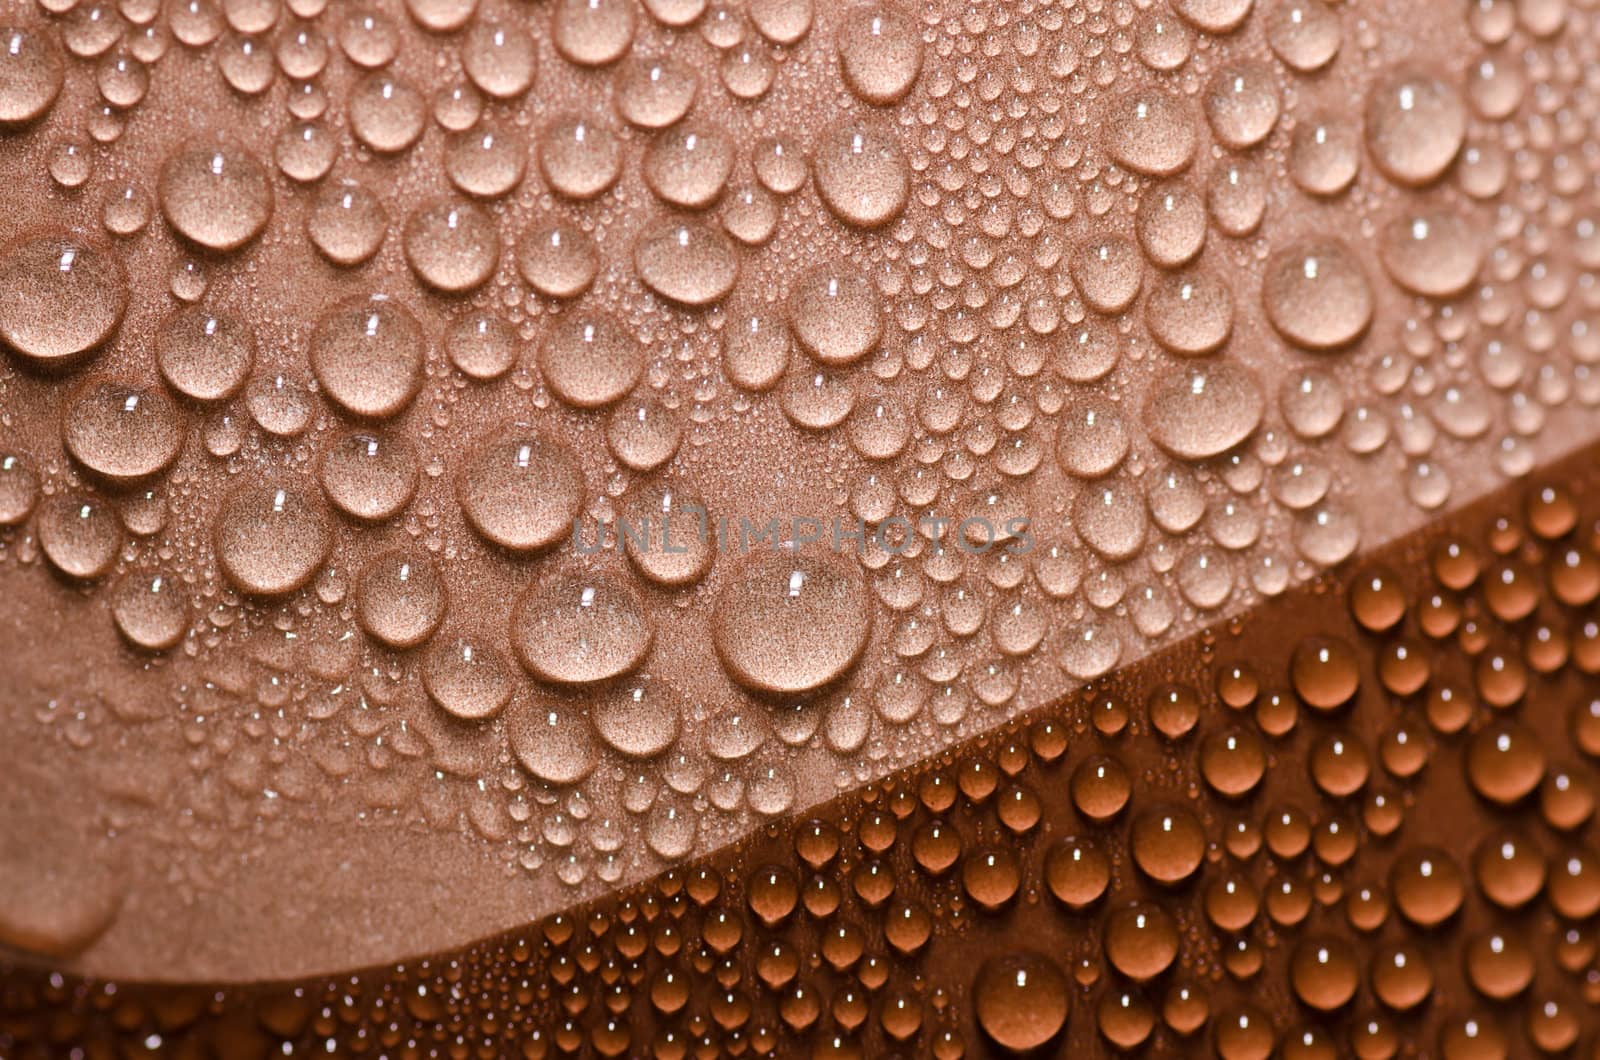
[2,0,1600,1024]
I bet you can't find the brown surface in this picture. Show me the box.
[2,0,1600,989]
[6,435,1600,1057]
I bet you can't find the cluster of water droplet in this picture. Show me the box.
[8,473,1600,1058]
[2,0,1599,915]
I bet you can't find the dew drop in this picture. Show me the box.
[306,182,387,267]
[319,431,416,522]
[1103,93,1196,176]
[309,296,426,419]
[214,481,331,596]
[538,311,645,408]
[813,121,909,229]
[634,218,739,306]
[713,545,870,695]
[517,223,599,300]
[509,699,599,786]
[1145,363,1263,460]
[423,638,512,721]
[1262,241,1373,350]
[512,569,653,686]
[0,233,127,366]
[110,570,188,651]
[356,551,447,649]
[457,432,584,553]
[838,4,921,105]
[158,141,272,251]
[0,26,65,126]
[1365,70,1466,186]
[64,380,185,482]
[38,494,122,580]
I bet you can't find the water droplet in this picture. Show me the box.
[1263,240,1372,350]
[423,637,512,721]
[713,545,870,695]
[813,121,909,228]
[512,569,653,685]
[0,233,127,366]
[403,200,499,292]
[790,266,881,366]
[215,481,331,596]
[64,380,185,482]
[0,454,39,526]
[462,20,535,98]
[1378,212,1484,298]
[607,393,682,470]
[356,551,447,649]
[349,73,426,152]
[1103,93,1196,176]
[1145,362,1263,460]
[634,218,738,306]
[838,4,921,104]
[1266,0,1340,71]
[1365,70,1466,186]
[509,699,599,785]
[723,308,791,391]
[38,494,121,580]
[539,310,645,408]
[309,296,425,419]
[516,223,599,300]
[155,307,254,403]
[306,182,387,266]
[1136,185,1205,269]
[643,124,733,209]
[444,125,526,199]
[158,141,272,251]
[552,0,636,66]
[0,26,66,126]
[110,570,188,651]
[619,479,715,586]
[444,311,518,381]
[1173,0,1253,33]
[1204,64,1280,149]
[319,431,416,522]
[973,954,1068,1052]
[613,57,697,128]
[1145,270,1234,355]
[539,114,622,200]
[594,674,682,758]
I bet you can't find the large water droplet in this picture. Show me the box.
[403,200,500,292]
[634,218,739,306]
[1262,240,1373,350]
[1365,70,1466,186]
[214,481,331,596]
[457,431,584,552]
[155,307,254,401]
[1145,362,1264,460]
[356,551,447,649]
[309,296,425,419]
[110,570,188,651]
[713,545,870,695]
[538,311,645,408]
[64,380,185,482]
[813,121,909,228]
[0,26,65,126]
[511,569,653,685]
[38,494,122,580]
[158,141,273,251]
[1378,212,1484,298]
[1103,93,1196,176]
[0,234,127,366]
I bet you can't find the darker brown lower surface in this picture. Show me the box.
[7,442,1600,1058]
